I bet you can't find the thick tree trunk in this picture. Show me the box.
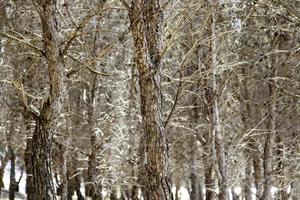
[31,1,66,199]
[125,1,173,199]
[32,122,57,200]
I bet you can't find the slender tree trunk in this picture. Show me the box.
[240,66,253,200]
[275,133,289,200]
[239,65,264,199]
[86,75,102,200]
[125,1,173,199]
[175,181,180,200]
[60,142,69,200]
[127,63,139,200]
[203,135,215,200]
[0,151,9,198]
[9,145,16,200]
[6,115,16,200]
[189,136,201,200]
[31,1,66,199]
[211,1,228,199]
[24,118,34,200]
[61,111,72,200]
[260,56,277,200]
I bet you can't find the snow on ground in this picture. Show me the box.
[1,162,282,200]
[2,161,26,194]
[172,187,190,200]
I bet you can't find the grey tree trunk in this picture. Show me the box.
[0,153,9,197]
[86,75,102,200]
[260,42,278,200]
[210,1,228,199]
[239,65,264,199]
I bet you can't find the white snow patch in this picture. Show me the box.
[3,161,26,194]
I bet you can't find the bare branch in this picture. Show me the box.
[0,31,45,56]
[164,71,182,128]
[280,0,300,21]
[62,3,107,56]
[120,0,131,10]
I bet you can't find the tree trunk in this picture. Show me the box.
[275,133,289,200]
[32,122,57,200]
[0,152,9,197]
[31,1,66,199]
[203,138,215,200]
[9,145,16,200]
[260,55,277,200]
[189,135,201,200]
[239,65,263,199]
[125,1,173,199]
[86,75,102,200]
[211,1,228,199]
[24,118,35,200]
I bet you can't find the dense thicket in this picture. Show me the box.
[0,0,299,200]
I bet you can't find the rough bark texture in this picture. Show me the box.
[24,118,35,200]
[126,0,173,199]
[31,0,66,199]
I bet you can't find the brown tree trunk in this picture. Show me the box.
[31,1,66,199]
[31,122,57,200]
[124,1,173,199]
[24,118,34,200]
[9,145,16,200]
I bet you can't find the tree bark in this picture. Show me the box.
[239,65,263,199]
[9,145,16,200]
[86,75,102,200]
[31,1,66,199]
[0,153,9,196]
[210,1,228,199]
[260,55,277,200]
[24,118,35,200]
[125,1,173,199]
[275,133,289,200]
